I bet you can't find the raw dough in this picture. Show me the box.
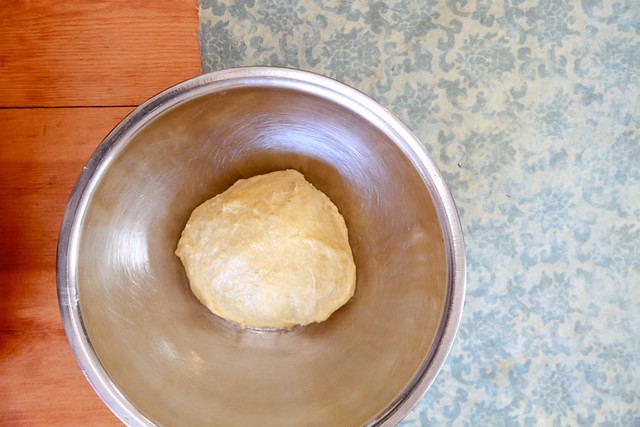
[176,170,356,329]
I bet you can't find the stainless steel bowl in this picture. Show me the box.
[57,67,465,426]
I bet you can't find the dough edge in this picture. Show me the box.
[176,169,356,329]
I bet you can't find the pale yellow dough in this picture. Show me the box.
[176,170,356,329]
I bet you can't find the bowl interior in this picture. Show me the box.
[75,84,447,426]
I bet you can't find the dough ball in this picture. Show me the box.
[175,170,356,329]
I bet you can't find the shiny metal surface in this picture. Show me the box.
[57,67,465,426]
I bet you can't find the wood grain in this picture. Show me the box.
[0,107,132,331]
[0,0,200,423]
[0,0,201,107]
[0,329,118,425]
[0,108,129,425]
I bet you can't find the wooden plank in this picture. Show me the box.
[0,107,128,161]
[0,107,132,331]
[0,0,201,107]
[0,0,201,422]
[0,270,59,331]
[0,329,119,425]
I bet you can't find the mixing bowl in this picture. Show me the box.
[57,67,465,426]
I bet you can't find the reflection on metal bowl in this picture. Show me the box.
[57,67,465,426]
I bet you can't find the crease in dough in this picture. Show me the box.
[176,169,356,329]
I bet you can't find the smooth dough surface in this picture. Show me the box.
[176,170,356,329]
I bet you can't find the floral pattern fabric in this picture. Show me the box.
[198,1,640,425]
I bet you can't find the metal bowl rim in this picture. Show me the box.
[56,66,466,427]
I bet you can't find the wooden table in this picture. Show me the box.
[0,1,200,424]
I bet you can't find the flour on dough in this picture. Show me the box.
[175,170,356,329]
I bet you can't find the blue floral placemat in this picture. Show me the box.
[198,1,640,424]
